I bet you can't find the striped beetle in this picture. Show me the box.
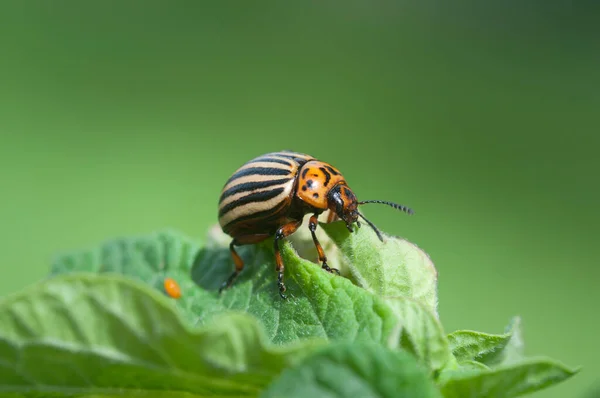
[218,150,413,299]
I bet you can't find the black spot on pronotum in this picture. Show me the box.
[342,187,356,202]
[319,167,331,186]
[301,168,309,179]
[306,179,314,188]
[313,193,319,199]
[324,165,339,175]
[302,185,307,191]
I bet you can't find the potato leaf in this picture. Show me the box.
[0,273,326,397]
[261,341,442,398]
[320,220,438,315]
[477,317,524,367]
[50,229,400,347]
[447,328,513,364]
[385,296,451,373]
[439,357,579,398]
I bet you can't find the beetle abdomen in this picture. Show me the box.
[218,151,314,236]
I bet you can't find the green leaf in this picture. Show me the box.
[386,297,452,373]
[447,328,513,364]
[50,228,200,288]
[477,317,524,367]
[439,357,579,398]
[260,341,442,398]
[447,318,526,372]
[318,220,450,372]
[0,273,326,397]
[456,360,491,371]
[320,220,438,314]
[194,236,400,346]
[51,228,401,347]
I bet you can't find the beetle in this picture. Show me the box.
[217,150,413,299]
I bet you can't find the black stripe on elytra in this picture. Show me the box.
[228,167,290,185]
[223,197,289,232]
[249,156,293,167]
[219,187,285,218]
[219,178,290,202]
[324,165,339,175]
[273,151,301,159]
[319,167,331,186]
[274,152,314,164]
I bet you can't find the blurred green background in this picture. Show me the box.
[1,1,598,397]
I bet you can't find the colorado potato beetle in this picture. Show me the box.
[218,150,413,299]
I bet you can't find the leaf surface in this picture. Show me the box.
[320,221,449,371]
[51,229,400,347]
[320,220,438,314]
[0,273,325,397]
[439,357,579,398]
[386,297,451,373]
[448,317,524,369]
[261,341,442,398]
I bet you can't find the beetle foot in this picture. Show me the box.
[278,285,287,299]
[277,271,287,299]
[322,262,340,275]
[219,271,239,294]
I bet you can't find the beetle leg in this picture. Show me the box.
[326,210,339,223]
[219,239,245,293]
[309,214,340,275]
[274,220,303,299]
[219,233,270,294]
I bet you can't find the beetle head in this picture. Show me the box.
[327,183,359,232]
[328,184,415,242]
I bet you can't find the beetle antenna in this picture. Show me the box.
[358,200,414,215]
[357,211,384,242]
